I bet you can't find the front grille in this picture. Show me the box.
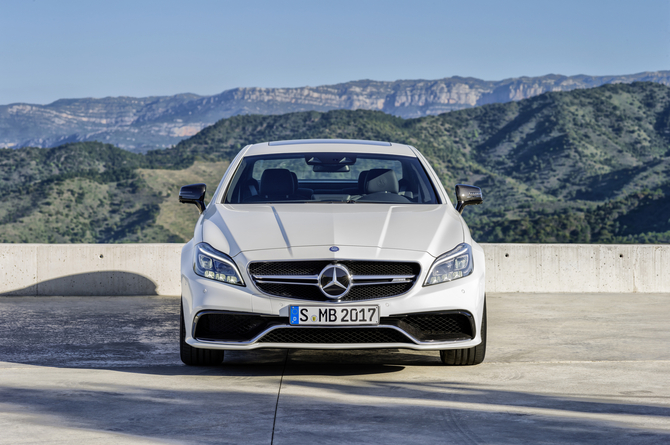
[248,261,418,277]
[258,327,412,344]
[341,261,418,276]
[249,261,329,276]
[347,283,414,301]
[253,282,414,302]
[249,260,420,302]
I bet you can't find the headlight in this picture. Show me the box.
[193,243,245,286]
[424,243,473,286]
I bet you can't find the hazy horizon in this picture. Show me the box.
[1,0,668,105]
[2,70,668,107]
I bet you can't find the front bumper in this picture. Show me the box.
[189,309,476,350]
[181,243,486,351]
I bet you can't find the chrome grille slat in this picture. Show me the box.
[254,280,318,286]
[351,280,412,286]
[352,275,415,281]
[253,274,320,281]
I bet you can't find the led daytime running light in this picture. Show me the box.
[425,243,473,286]
[193,243,245,286]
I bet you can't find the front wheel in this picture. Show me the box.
[180,301,224,366]
[439,298,487,366]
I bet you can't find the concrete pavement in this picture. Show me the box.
[0,294,668,444]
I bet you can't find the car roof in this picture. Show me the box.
[243,139,417,157]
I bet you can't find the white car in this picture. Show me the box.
[178,139,486,366]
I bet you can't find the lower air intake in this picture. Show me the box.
[258,327,412,344]
[385,312,474,341]
[194,313,284,341]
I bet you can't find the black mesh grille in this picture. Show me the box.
[193,311,473,345]
[403,314,471,333]
[254,282,414,301]
[249,261,329,276]
[258,327,412,344]
[254,283,320,299]
[249,261,420,277]
[249,260,420,302]
[194,313,284,341]
[385,313,473,341]
[345,283,414,301]
[341,261,419,276]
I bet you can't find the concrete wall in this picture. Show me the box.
[1,243,669,296]
[483,244,670,293]
[0,244,182,296]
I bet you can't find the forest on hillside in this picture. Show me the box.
[1,82,670,244]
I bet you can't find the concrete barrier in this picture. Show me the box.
[1,243,669,296]
[0,244,182,296]
[483,244,670,293]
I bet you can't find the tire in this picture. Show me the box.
[440,298,487,366]
[180,301,224,366]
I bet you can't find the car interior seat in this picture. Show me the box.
[239,178,260,202]
[248,168,299,201]
[290,171,314,200]
[357,169,411,203]
[398,177,415,200]
[342,170,369,195]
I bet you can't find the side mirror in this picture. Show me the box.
[455,184,483,214]
[179,183,207,214]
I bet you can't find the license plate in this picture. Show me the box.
[289,306,379,326]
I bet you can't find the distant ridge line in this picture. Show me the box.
[1,71,669,152]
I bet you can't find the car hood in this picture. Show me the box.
[202,203,465,258]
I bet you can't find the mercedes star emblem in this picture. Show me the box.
[318,263,352,299]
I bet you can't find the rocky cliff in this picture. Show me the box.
[2,71,669,151]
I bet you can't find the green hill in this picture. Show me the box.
[2,82,670,243]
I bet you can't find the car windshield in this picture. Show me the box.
[224,152,440,204]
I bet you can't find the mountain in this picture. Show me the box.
[2,82,670,244]
[2,71,669,152]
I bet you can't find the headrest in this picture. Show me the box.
[357,170,369,191]
[260,169,294,196]
[365,169,399,194]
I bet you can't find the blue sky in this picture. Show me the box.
[1,0,668,105]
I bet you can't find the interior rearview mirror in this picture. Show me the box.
[313,164,350,173]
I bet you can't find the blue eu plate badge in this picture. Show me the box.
[290,306,300,325]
